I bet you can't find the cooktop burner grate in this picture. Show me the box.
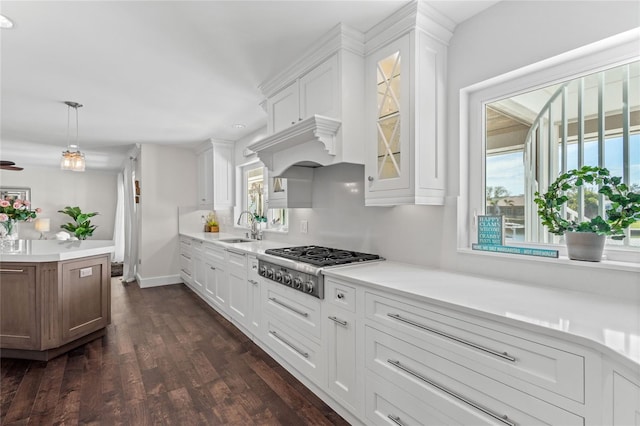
[265,245,381,267]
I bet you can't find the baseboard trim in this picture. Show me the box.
[136,273,182,288]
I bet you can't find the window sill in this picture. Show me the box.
[457,247,640,273]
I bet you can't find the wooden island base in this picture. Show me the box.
[0,253,111,361]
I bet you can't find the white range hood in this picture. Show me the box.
[247,115,343,176]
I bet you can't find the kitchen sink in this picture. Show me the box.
[218,238,253,244]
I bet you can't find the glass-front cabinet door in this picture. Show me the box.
[365,35,411,194]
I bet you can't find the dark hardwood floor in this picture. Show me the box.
[1,278,350,425]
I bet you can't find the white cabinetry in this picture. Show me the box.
[227,249,249,330]
[362,289,585,425]
[179,237,193,286]
[613,372,640,425]
[263,280,323,384]
[324,278,358,414]
[191,239,205,294]
[196,140,234,210]
[250,25,366,177]
[247,256,262,337]
[364,8,450,206]
[267,55,339,134]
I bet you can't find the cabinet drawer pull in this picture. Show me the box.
[269,297,308,317]
[336,293,345,299]
[387,414,404,426]
[210,266,216,270]
[0,269,24,273]
[328,316,347,327]
[387,359,516,426]
[182,254,191,260]
[387,313,516,362]
[226,248,246,256]
[249,279,259,285]
[270,331,309,358]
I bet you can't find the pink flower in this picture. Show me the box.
[0,200,9,208]
[27,217,33,222]
[13,201,22,209]
[35,208,42,213]
[23,200,30,207]
[0,214,8,222]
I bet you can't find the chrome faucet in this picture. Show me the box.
[237,210,262,240]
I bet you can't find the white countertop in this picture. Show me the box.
[323,260,640,371]
[0,239,115,262]
[180,232,289,255]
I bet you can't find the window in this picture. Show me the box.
[462,30,640,262]
[239,164,287,232]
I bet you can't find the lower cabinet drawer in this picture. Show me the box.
[264,282,321,343]
[365,325,583,426]
[366,373,471,425]
[265,318,322,385]
[180,254,192,276]
[366,292,585,404]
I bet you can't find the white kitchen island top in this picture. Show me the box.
[323,260,640,371]
[0,239,115,262]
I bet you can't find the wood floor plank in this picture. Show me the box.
[0,278,348,425]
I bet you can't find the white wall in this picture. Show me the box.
[442,0,640,297]
[0,167,117,240]
[138,144,197,286]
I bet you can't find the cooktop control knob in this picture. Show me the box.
[293,277,303,289]
[304,281,314,293]
[267,268,275,279]
[283,274,292,285]
[259,265,267,276]
[275,271,283,282]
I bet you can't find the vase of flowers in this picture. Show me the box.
[0,198,41,242]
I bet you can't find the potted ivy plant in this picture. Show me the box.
[534,166,640,261]
[58,206,98,240]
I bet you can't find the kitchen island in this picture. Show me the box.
[0,240,114,361]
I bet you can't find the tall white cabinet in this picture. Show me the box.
[196,139,234,210]
[364,4,453,206]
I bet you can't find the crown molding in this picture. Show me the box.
[364,0,455,55]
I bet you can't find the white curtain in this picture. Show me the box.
[122,157,138,283]
[111,172,125,262]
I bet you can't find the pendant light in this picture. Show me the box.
[60,101,86,172]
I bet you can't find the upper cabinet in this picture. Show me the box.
[267,55,339,134]
[364,2,453,206]
[196,140,234,210]
[249,25,366,177]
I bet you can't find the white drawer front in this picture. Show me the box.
[365,326,583,426]
[265,318,322,384]
[366,373,473,426]
[204,243,225,262]
[325,278,357,312]
[180,253,192,275]
[264,282,322,342]
[366,292,585,404]
[614,372,640,425]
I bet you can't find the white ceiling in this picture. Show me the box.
[0,0,498,171]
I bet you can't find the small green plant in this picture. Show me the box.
[534,166,640,240]
[58,206,98,240]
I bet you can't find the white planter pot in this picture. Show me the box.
[565,232,606,262]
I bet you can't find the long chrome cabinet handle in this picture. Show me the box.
[0,269,24,273]
[270,331,309,358]
[387,359,516,426]
[269,297,309,317]
[226,248,246,256]
[181,254,191,260]
[328,316,348,327]
[387,414,404,426]
[387,313,516,362]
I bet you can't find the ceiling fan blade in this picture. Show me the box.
[0,160,16,166]
[0,165,23,171]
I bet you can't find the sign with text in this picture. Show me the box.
[472,244,559,258]
[477,215,504,245]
